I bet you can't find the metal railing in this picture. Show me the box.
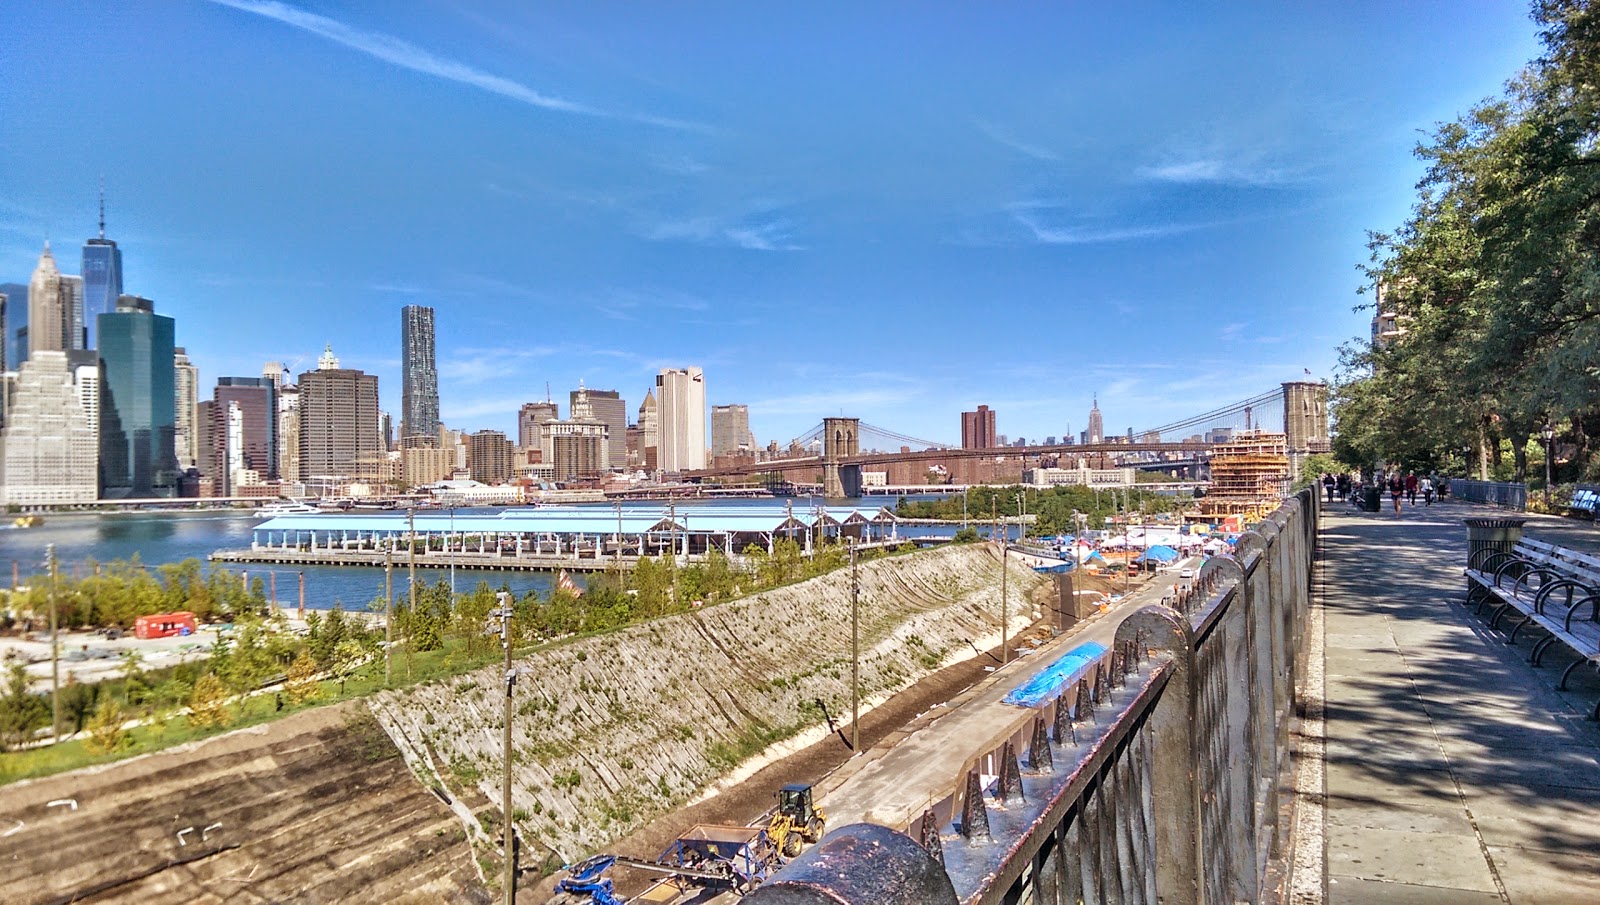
[750,488,1319,905]
[1450,479,1528,511]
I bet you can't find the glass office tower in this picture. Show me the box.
[97,295,177,497]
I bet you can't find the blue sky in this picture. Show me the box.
[0,1,1541,446]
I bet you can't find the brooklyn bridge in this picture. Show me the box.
[685,382,1330,497]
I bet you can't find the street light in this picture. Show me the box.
[486,591,517,905]
[1541,423,1555,508]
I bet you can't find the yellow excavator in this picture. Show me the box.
[767,783,827,858]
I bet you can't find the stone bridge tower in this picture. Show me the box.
[822,416,862,498]
[1282,381,1331,479]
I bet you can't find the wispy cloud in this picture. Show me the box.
[1009,205,1209,245]
[977,121,1059,162]
[644,213,803,251]
[1137,146,1303,187]
[207,0,701,130]
[440,346,560,384]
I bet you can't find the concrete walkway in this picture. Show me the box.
[1302,497,1600,903]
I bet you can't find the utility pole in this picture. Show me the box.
[1000,534,1009,665]
[489,591,517,905]
[850,538,860,753]
[407,506,417,679]
[614,500,623,566]
[47,544,61,743]
[384,548,393,686]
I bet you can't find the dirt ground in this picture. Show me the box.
[0,702,491,904]
[531,571,1145,902]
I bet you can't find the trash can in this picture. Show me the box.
[1363,486,1382,512]
[1464,518,1527,565]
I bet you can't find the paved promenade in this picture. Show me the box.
[1299,497,1600,903]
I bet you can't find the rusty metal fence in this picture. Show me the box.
[749,488,1318,905]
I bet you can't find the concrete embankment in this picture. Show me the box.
[366,542,1044,866]
[0,704,489,904]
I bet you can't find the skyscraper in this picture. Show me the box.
[711,404,754,457]
[0,351,99,505]
[0,283,25,369]
[574,387,626,468]
[211,377,276,494]
[297,345,381,482]
[81,191,123,351]
[467,430,515,484]
[638,389,658,472]
[656,367,706,473]
[174,347,199,470]
[62,276,85,351]
[27,243,67,356]
[97,295,177,498]
[1087,396,1104,444]
[961,405,997,449]
[400,305,440,445]
[519,401,557,449]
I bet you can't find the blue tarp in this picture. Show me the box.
[1135,544,1179,563]
[1033,563,1073,574]
[1003,642,1108,708]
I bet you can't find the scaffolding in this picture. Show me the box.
[1197,432,1290,520]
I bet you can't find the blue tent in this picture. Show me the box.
[1135,544,1180,563]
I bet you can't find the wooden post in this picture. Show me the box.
[384,550,393,686]
[297,572,305,620]
[48,545,61,744]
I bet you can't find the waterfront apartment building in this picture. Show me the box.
[210,377,276,495]
[173,347,198,470]
[961,405,997,449]
[519,401,558,449]
[711,404,754,457]
[575,387,626,468]
[402,443,454,487]
[0,351,99,505]
[467,430,515,484]
[541,387,610,479]
[400,305,440,445]
[297,346,381,482]
[655,367,705,473]
[97,296,177,498]
[1087,397,1105,444]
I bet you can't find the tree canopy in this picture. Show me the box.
[1338,0,1600,483]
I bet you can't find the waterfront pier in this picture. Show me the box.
[211,504,904,572]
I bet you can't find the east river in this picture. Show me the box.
[0,495,991,611]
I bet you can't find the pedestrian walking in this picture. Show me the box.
[1421,475,1435,506]
[1390,473,1403,514]
[1405,472,1418,505]
[1337,473,1350,501]
[1322,473,1335,502]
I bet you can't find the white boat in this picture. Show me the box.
[254,501,323,517]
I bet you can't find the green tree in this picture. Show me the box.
[0,663,48,752]
[187,673,231,729]
[285,651,321,705]
[83,698,129,755]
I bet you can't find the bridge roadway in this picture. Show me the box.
[813,562,1189,836]
[687,440,1213,480]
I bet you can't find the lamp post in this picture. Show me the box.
[849,538,859,753]
[487,591,516,905]
[449,506,456,598]
[1541,423,1555,508]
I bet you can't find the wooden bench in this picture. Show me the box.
[1464,537,1600,719]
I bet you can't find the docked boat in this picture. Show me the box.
[254,501,322,517]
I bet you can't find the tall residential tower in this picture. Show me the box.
[400,305,440,445]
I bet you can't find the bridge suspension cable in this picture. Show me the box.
[858,422,950,451]
[1138,388,1285,439]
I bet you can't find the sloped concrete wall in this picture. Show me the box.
[368,543,1042,861]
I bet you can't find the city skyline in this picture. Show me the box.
[0,3,1543,443]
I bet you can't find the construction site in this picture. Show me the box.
[0,536,1157,904]
[1192,430,1292,523]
